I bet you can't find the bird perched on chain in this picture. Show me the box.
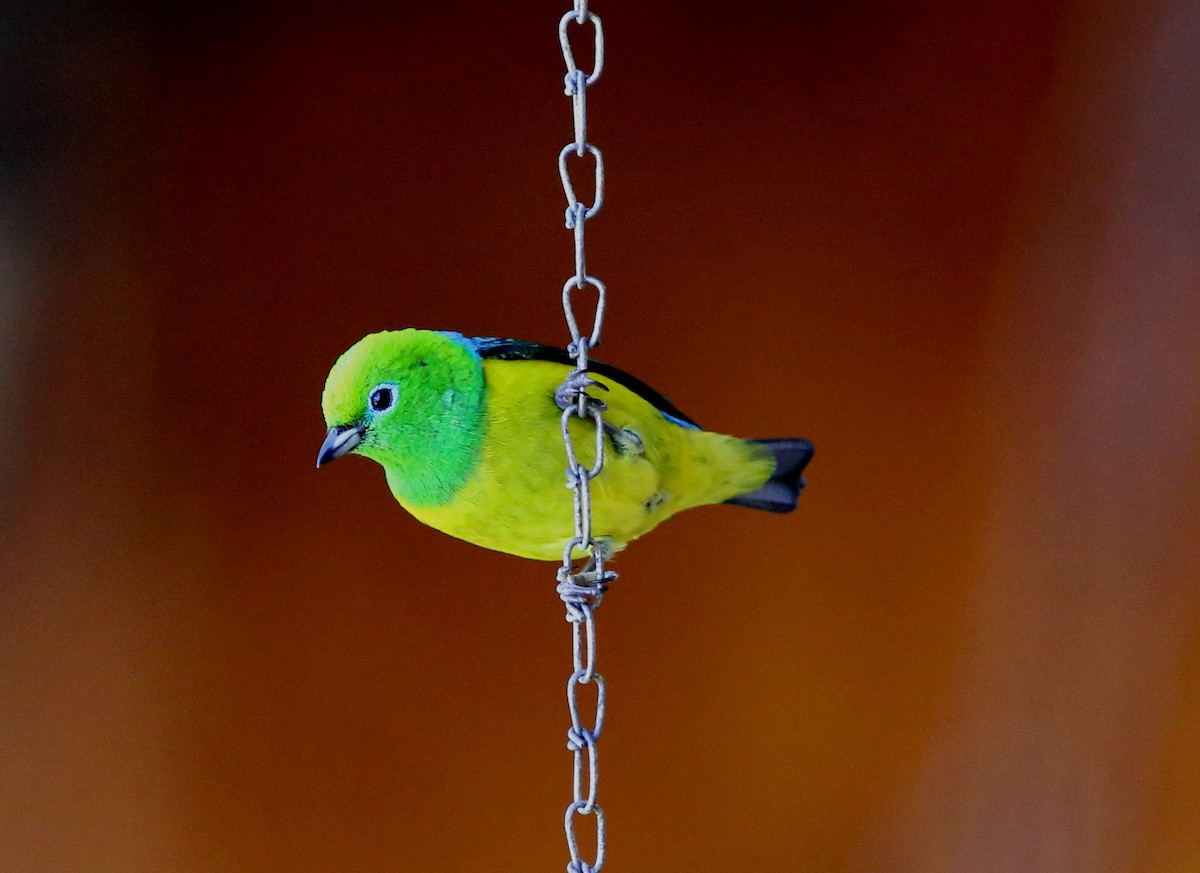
[317,329,813,561]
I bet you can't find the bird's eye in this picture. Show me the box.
[369,385,396,412]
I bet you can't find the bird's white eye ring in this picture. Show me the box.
[368,382,399,413]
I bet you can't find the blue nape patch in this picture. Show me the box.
[439,331,482,363]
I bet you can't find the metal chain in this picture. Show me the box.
[554,3,611,872]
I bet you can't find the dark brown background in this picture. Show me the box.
[2,1,1199,870]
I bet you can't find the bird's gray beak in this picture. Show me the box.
[316,424,365,468]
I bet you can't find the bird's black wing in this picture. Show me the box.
[472,337,700,429]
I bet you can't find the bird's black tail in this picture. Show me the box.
[725,438,814,513]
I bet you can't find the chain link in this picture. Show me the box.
[554,4,610,872]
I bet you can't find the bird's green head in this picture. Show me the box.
[318,329,486,507]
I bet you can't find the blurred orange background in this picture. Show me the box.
[2,1,1199,871]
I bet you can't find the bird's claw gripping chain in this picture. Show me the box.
[556,546,616,606]
[555,368,609,416]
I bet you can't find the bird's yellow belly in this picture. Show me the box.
[394,359,771,561]
[403,422,663,560]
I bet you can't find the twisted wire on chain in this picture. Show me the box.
[554,2,610,872]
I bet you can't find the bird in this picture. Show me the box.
[317,329,813,561]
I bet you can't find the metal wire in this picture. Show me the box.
[553,4,610,872]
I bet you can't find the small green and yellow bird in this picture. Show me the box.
[317,329,813,560]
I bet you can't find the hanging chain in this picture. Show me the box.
[554,3,611,873]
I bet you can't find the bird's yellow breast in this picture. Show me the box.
[398,358,772,560]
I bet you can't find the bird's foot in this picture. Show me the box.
[555,369,609,414]
[603,423,643,457]
[556,541,617,609]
